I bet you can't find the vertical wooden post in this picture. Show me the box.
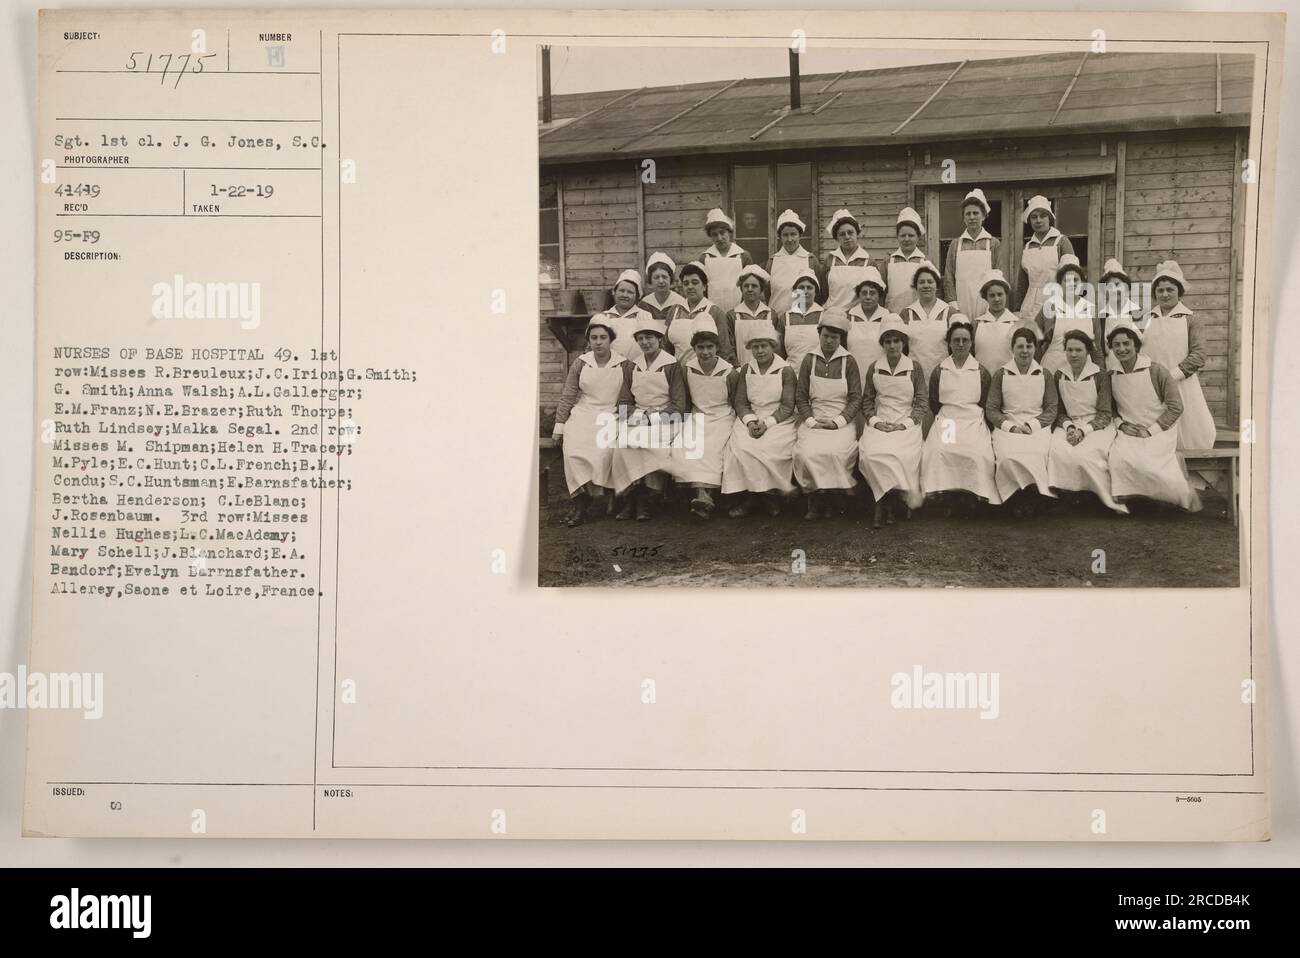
[1114,139,1126,261]
[1009,187,1024,289]
[1088,179,1104,283]
[1228,131,1244,428]
[634,161,646,273]
[924,187,940,265]
[540,46,553,124]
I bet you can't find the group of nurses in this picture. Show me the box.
[552,202,1212,524]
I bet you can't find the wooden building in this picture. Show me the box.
[538,51,1253,431]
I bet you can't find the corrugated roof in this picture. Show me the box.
[539,52,1254,164]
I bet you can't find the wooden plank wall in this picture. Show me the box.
[539,164,639,415]
[1121,129,1237,427]
[643,156,727,267]
[817,152,910,264]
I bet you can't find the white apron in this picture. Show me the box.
[1040,295,1095,374]
[644,294,690,362]
[859,359,923,506]
[991,369,1055,500]
[1018,235,1061,323]
[768,249,810,317]
[612,354,680,493]
[793,356,858,490]
[973,314,1016,371]
[1047,372,1126,513]
[678,364,734,487]
[826,249,871,312]
[848,307,889,388]
[954,238,993,319]
[1142,309,1217,450]
[722,361,797,494]
[922,359,1000,503]
[560,356,625,494]
[1108,363,1197,509]
[602,306,649,362]
[782,311,822,375]
[1100,305,1142,354]
[885,255,922,314]
[732,304,774,369]
[703,247,744,316]
[904,301,951,386]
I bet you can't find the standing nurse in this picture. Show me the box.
[765,209,818,317]
[821,208,873,312]
[726,264,776,369]
[885,207,927,315]
[1140,260,1217,451]
[700,208,753,317]
[778,268,825,374]
[1015,195,1074,321]
[942,188,1001,319]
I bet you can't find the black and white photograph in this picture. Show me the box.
[537,45,1253,588]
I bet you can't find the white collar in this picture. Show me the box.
[603,304,644,318]
[1060,359,1101,381]
[830,245,869,265]
[747,354,789,374]
[813,345,851,364]
[579,351,623,368]
[1026,227,1062,247]
[641,290,688,310]
[773,245,810,258]
[907,299,949,321]
[889,248,925,262]
[1001,358,1043,375]
[959,228,994,244]
[1046,290,1094,315]
[940,354,980,372]
[849,304,890,322]
[978,308,1015,323]
[1100,299,1141,318]
[703,243,745,259]
[634,349,676,373]
[686,355,733,376]
[686,296,714,316]
[879,353,915,374]
[1107,353,1153,373]
[1148,302,1193,318]
[734,300,772,319]
[787,302,823,320]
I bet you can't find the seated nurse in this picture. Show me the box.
[859,322,927,527]
[792,309,863,520]
[1048,329,1128,515]
[921,320,1000,515]
[1105,323,1201,512]
[551,319,631,527]
[611,317,687,522]
[985,325,1059,516]
[722,320,799,517]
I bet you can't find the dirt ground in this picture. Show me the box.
[537,460,1241,588]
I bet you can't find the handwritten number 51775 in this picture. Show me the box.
[125,52,217,88]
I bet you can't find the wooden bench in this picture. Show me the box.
[538,436,560,508]
[1179,446,1240,526]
